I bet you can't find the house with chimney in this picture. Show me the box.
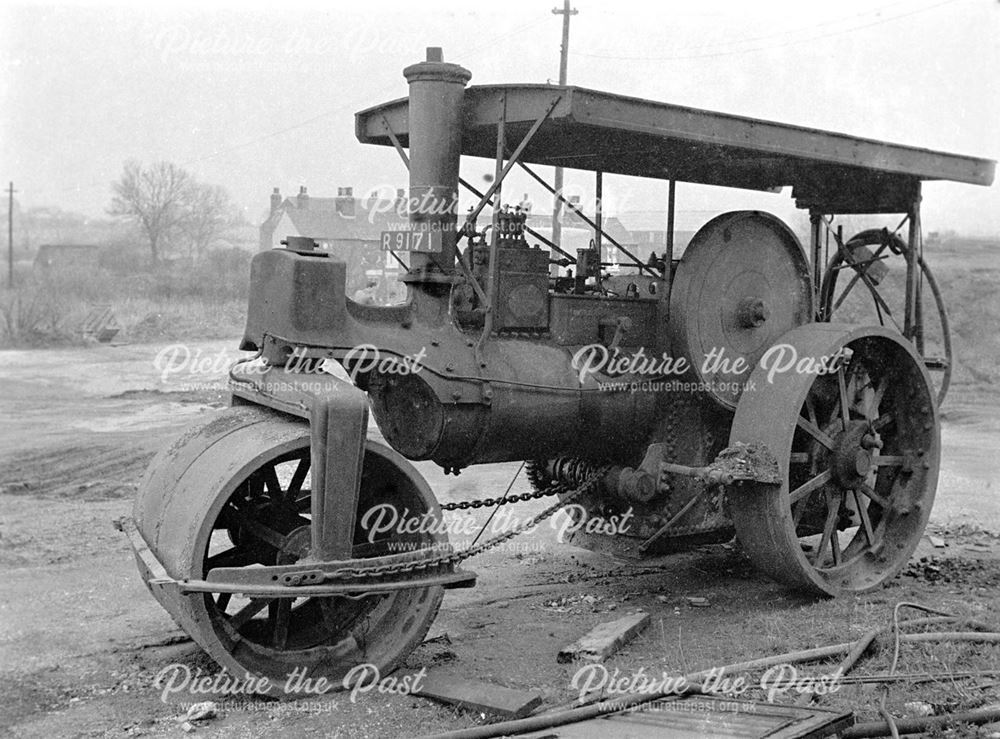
[259,185,407,294]
[259,185,406,251]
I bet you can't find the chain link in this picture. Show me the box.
[320,467,608,583]
[439,484,563,511]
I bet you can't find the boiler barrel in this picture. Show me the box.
[367,339,658,468]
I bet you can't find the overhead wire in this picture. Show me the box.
[572,0,962,62]
[27,13,554,201]
[580,0,913,55]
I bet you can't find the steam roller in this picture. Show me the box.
[124,47,993,692]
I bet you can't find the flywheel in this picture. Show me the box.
[669,211,813,409]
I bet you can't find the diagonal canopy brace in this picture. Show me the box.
[465,95,562,225]
[517,161,660,278]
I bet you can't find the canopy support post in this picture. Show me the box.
[809,210,823,318]
[595,171,603,261]
[666,179,676,281]
[905,182,924,352]
[481,93,506,342]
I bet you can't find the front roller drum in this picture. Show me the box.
[132,407,444,695]
[728,324,939,596]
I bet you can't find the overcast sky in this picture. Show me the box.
[2,0,998,235]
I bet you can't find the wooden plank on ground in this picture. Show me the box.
[557,611,650,663]
[414,671,542,719]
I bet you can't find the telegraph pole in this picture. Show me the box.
[7,182,14,288]
[551,0,577,252]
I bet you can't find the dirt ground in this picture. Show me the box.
[2,339,1000,738]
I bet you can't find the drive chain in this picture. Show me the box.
[321,467,609,583]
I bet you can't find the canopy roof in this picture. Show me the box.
[356,84,995,213]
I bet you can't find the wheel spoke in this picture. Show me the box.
[789,468,832,505]
[805,396,819,428]
[796,417,836,450]
[866,378,888,423]
[852,263,904,333]
[287,457,310,500]
[229,598,272,629]
[837,366,851,430]
[247,470,265,498]
[833,242,889,314]
[816,491,841,567]
[792,499,807,527]
[857,482,891,510]
[262,465,283,498]
[227,506,299,555]
[205,547,257,570]
[853,489,876,546]
[269,599,292,649]
[832,271,863,314]
[295,491,312,512]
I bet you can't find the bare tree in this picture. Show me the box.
[183,182,239,261]
[109,161,192,264]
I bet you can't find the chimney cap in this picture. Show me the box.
[272,187,280,194]
[403,47,471,85]
[299,186,307,195]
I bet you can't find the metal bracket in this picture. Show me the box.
[117,516,476,600]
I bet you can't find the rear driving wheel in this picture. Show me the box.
[728,324,939,596]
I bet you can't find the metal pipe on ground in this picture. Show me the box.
[841,707,1000,738]
[421,621,1000,739]
[420,641,856,739]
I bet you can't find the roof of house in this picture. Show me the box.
[260,192,406,247]
[283,204,398,241]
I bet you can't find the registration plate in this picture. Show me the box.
[380,230,443,253]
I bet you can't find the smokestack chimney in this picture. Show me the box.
[402,47,471,279]
[297,186,309,209]
[270,187,282,214]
